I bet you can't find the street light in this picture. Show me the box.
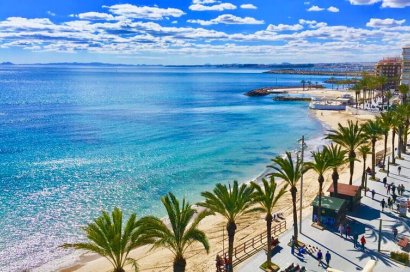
[298,136,307,234]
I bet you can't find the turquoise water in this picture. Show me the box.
[0,66,326,271]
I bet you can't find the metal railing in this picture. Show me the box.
[216,220,287,268]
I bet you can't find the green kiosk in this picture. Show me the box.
[311,196,348,228]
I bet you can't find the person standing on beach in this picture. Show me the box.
[371,189,376,200]
[392,183,396,195]
[360,236,366,251]
[383,177,387,187]
[398,166,402,175]
[325,251,331,268]
[388,197,392,209]
[317,249,323,266]
[381,198,386,212]
[387,183,391,195]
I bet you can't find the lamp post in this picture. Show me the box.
[298,136,306,234]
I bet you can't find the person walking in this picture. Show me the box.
[381,198,386,212]
[393,227,398,240]
[392,183,396,195]
[290,235,295,255]
[398,166,402,176]
[383,176,387,187]
[317,249,323,267]
[360,235,366,251]
[338,223,344,237]
[387,183,391,195]
[346,224,351,238]
[388,197,392,209]
[371,189,376,200]
[325,251,331,268]
[353,232,358,248]
[392,193,397,203]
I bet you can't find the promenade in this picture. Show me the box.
[237,154,410,272]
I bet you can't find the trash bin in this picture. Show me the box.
[398,197,408,217]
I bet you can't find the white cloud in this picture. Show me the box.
[189,2,237,11]
[104,4,185,20]
[366,18,406,27]
[328,6,340,12]
[188,14,264,25]
[349,0,381,5]
[382,0,410,7]
[308,5,324,11]
[349,0,410,7]
[75,12,115,21]
[266,24,303,31]
[47,11,56,17]
[240,4,257,9]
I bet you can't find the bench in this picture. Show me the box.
[398,237,409,248]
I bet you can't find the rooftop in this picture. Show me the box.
[311,195,346,211]
[327,183,360,197]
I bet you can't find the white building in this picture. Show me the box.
[401,46,410,86]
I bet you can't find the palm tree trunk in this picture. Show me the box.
[227,222,236,272]
[173,256,186,272]
[398,126,403,159]
[371,139,376,179]
[361,157,366,188]
[266,214,273,264]
[290,186,298,241]
[392,131,396,164]
[317,176,324,225]
[349,151,355,185]
[114,268,126,272]
[404,122,409,153]
[383,133,388,170]
[332,168,339,197]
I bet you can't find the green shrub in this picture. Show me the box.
[391,251,409,266]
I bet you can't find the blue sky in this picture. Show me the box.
[0,0,409,64]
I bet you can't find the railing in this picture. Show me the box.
[216,220,287,269]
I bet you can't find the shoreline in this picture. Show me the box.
[52,89,371,272]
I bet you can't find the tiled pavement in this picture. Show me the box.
[237,153,410,272]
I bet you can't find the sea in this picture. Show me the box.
[0,65,334,271]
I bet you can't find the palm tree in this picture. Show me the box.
[269,152,303,241]
[390,111,400,164]
[324,144,348,197]
[377,111,392,169]
[199,181,254,272]
[140,193,209,272]
[399,84,409,104]
[62,208,152,272]
[378,76,387,109]
[305,149,333,225]
[301,80,306,91]
[394,105,407,159]
[326,121,367,185]
[352,83,362,109]
[362,120,383,179]
[358,145,371,189]
[250,177,287,265]
[385,90,393,110]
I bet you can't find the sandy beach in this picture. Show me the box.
[59,88,382,272]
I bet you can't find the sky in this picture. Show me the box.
[0,0,410,64]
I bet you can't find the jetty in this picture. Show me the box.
[272,96,311,102]
[264,69,365,77]
[245,85,323,97]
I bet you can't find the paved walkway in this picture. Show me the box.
[237,153,410,272]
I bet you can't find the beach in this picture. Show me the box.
[59,88,382,272]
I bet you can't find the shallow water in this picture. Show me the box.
[0,65,328,271]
